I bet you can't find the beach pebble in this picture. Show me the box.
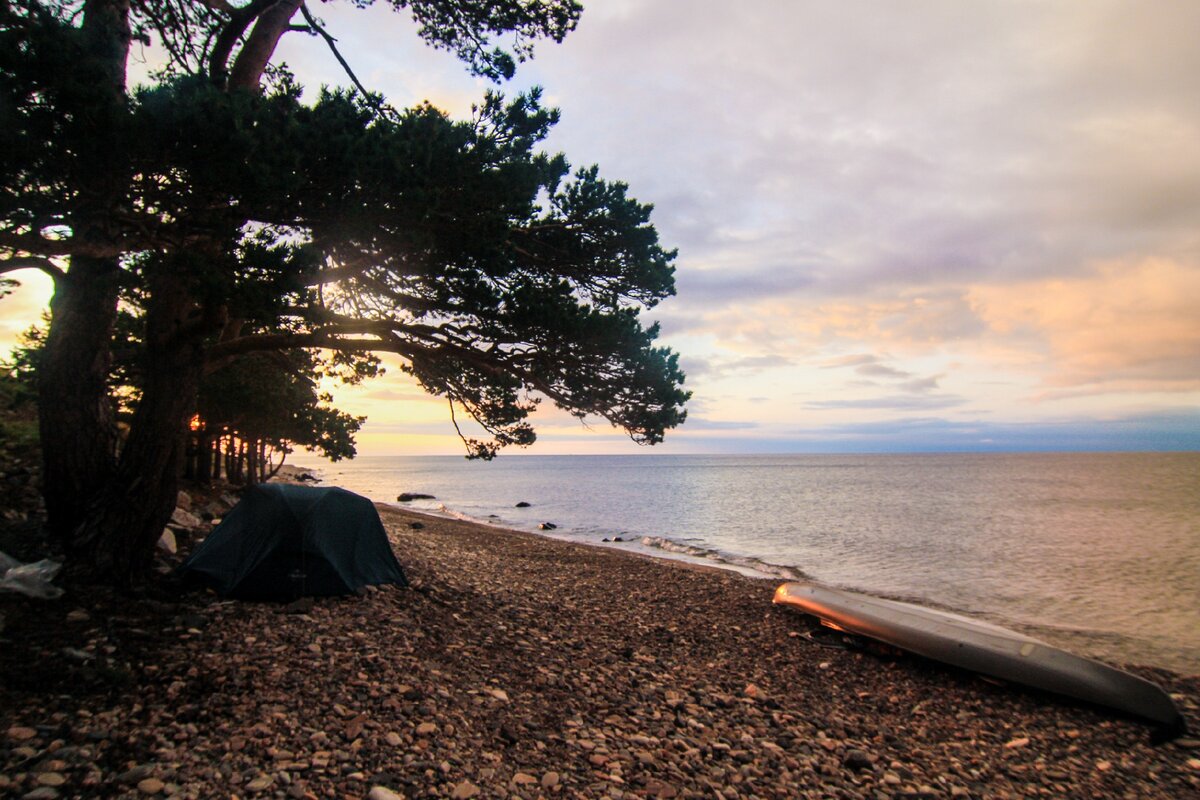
[367,788,404,800]
[416,722,437,736]
[1005,737,1030,749]
[245,776,273,792]
[541,771,560,788]
[6,726,37,742]
[842,749,872,771]
[451,780,480,798]
[136,777,165,794]
[21,788,60,800]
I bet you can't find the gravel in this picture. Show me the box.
[2,504,1197,799]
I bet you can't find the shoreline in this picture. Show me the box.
[335,465,1198,679]
[5,486,1197,797]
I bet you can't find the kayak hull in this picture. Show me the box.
[773,582,1187,739]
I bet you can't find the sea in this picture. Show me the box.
[315,452,1200,675]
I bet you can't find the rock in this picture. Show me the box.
[22,788,60,800]
[512,773,538,785]
[137,777,165,794]
[245,776,273,792]
[416,722,437,736]
[1187,758,1200,770]
[6,726,37,741]
[170,508,202,529]
[157,529,177,555]
[843,749,872,771]
[367,788,404,800]
[538,522,557,530]
[515,501,532,508]
[396,493,435,502]
[65,609,90,623]
[384,732,402,746]
[451,780,480,799]
[541,771,560,788]
[283,597,314,614]
[1004,737,1030,749]
[409,522,425,530]
[488,688,509,702]
[36,773,66,787]
[176,490,193,510]
[118,765,154,784]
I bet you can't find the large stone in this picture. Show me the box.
[176,490,193,510]
[22,788,61,800]
[451,781,480,799]
[367,788,404,800]
[157,529,177,555]
[6,726,37,741]
[396,493,436,502]
[136,777,165,794]
[170,508,202,529]
[842,749,872,771]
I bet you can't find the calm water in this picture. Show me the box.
[317,452,1200,674]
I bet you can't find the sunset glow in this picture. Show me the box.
[4,1,1198,456]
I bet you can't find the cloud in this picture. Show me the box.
[680,417,758,431]
[805,394,967,412]
[782,408,1200,453]
[969,259,1200,392]
[856,363,912,380]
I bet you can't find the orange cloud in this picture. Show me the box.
[968,259,1200,392]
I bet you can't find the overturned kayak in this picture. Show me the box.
[773,581,1187,740]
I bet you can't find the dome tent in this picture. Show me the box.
[179,484,407,601]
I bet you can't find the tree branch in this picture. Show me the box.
[299,3,395,120]
[209,0,278,85]
[0,255,66,284]
[227,0,303,91]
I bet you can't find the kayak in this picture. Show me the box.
[773,581,1187,740]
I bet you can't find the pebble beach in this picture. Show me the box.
[2,503,1199,799]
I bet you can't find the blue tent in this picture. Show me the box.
[179,484,407,600]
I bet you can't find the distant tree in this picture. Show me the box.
[194,349,367,484]
[0,1,688,586]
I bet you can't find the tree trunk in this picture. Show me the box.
[195,429,213,484]
[39,0,132,545]
[69,272,205,587]
[38,259,122,545]
[246,438,258,486]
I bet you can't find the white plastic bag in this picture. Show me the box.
[0,550,64,599]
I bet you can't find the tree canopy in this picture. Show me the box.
[0,0,688,585]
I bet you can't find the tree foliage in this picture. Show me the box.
[0,0,688,584]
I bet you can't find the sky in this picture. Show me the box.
[3,0,1199,456]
